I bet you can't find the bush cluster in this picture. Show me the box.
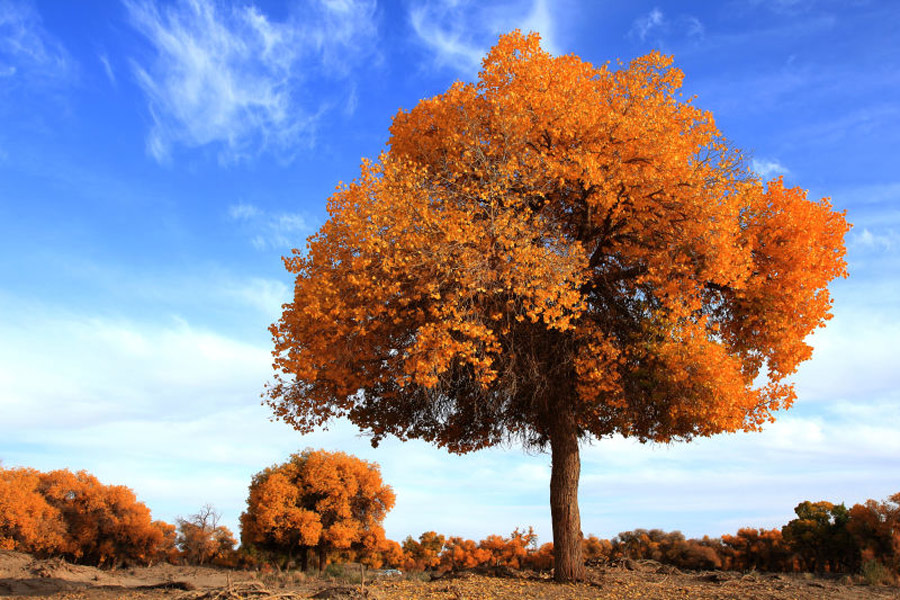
[372,492,899,582]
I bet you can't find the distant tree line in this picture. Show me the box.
[379,496,899,582]
[384,494,898,581]
[3,458,897,584]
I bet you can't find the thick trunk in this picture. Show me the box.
[549,407,586,582]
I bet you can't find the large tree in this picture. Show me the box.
[266,32,849,581]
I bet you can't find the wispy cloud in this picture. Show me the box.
[98,52,115,86]
[409,0,560,76]
[0,0,74,87]
[629,7,705,44]
[227,201,314,250]
[228,202,261,221]
[124,0,378,164]
[685,16,705,38]
[630,7,664,41]
[850,228,898,252]
[751,157,790,178]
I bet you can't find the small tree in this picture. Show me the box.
[240,449,395,571]
[176,504,236,565]
[267,31,850,581]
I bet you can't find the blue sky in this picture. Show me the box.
[1,0,899,545]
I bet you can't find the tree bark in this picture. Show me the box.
[549,405,586,582]
[317,545,327,571]
[300,547,309,572]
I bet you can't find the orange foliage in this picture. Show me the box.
[440,536,492,571]
[339,537,404,570]
[583,535,612,563]
[0,466,171,567]
[721,528,791,572]
[268,29,849,448]
[526,542,555,571]
[611,529,722,570]
[401,531,445,571]
[848,493,900,574]
[0,467,66,554]
[401,529,542,573]
[392,493,900,577]
[479,528,536,569]
[240,449,395,570]
[267,30,849,581]
[37,469,166,567]
[176,504,236,565]
[151,520,179,564]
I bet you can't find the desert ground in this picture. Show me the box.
[2,550,898,600]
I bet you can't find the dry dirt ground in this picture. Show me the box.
[2,550,897,600]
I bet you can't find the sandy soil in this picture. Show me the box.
[2,550,897,600]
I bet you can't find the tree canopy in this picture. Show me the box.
[266,31,850,580]
[240,449,395,570]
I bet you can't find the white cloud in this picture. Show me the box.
[518,0,557,53]
[228,202,261,221]
[794,303,900,402]
[410,0,560,76]
[222,276,290,317]
[685,15,705,38]
[850,227,898,252]
[98,52,115,86]
[629,8,705,45]
[343,84,358,117]
[630,7,664,42]
[0,311,269,430]
[0,0,73,86]
[3,286,899,542]
[751,157,791,178]
[124,0,378,163]
[227,202,314,250]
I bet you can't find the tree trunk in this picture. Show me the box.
[549,406,586,582]
[317,545,327,572]
[300,547,309,572]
